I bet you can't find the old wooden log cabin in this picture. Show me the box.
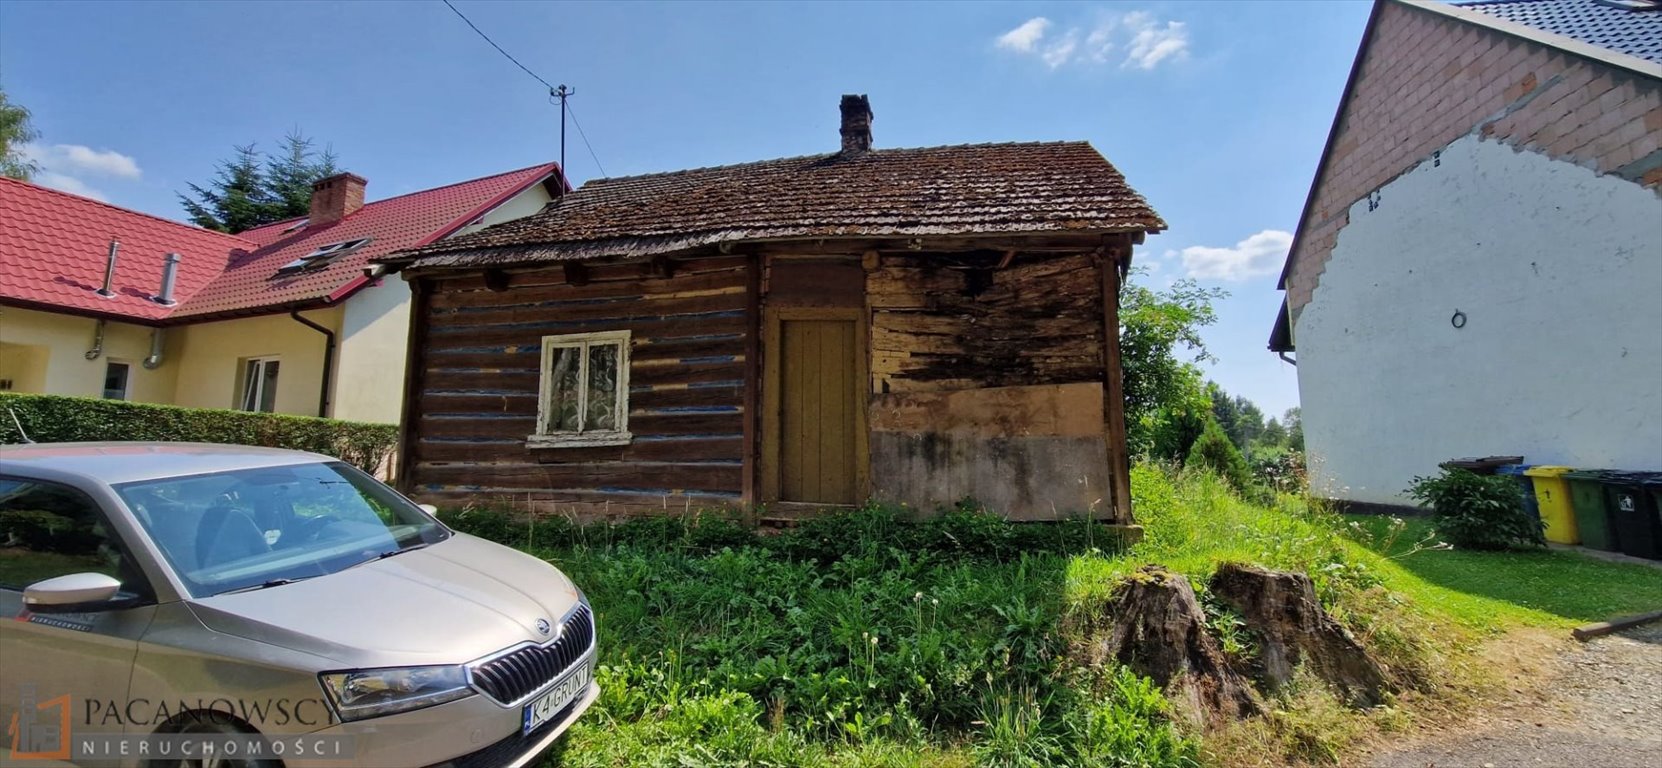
[381,95,1165,525]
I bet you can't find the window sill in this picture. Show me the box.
[526,432,634,449]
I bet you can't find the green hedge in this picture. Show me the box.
[0,393,398,474]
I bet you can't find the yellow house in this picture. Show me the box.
[0,164,565,423]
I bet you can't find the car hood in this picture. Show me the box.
[189,533,582,668]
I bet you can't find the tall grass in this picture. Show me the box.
[437,463,1650,767]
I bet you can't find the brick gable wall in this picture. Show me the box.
[1285,0,1662,314]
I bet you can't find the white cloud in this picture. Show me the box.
[16,143,141,202]
[1177,230,1293,281]
[20,143,142,179]
[1085,20,1116,63]
[996,17,1051,53]
[34,171,108,201]
[1122,11,1190,70]
[995,10,1187,71]
[1041,30,1079,69]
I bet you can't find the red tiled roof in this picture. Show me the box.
[391,142,1166,269]
[0,177,256,322]
[172,163,558,319]
[0,164,559,324]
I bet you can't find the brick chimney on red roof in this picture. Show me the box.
[309,173,367,226]
[840,94,873,154]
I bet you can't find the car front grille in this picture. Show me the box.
[420,694,581,768]
[468,603,595,705]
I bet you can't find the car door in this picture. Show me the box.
[0,476,157,767]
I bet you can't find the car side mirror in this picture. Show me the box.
[418,503,439,516]
[23,572,124,613]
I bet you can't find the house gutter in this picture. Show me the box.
[289,310,336,418]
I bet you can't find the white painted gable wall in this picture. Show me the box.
[1296,134,1662,505]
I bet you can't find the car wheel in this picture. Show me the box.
[142,720,284,768]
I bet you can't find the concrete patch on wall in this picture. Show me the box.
[1296,134,1662,505]
[869,382,1110,520]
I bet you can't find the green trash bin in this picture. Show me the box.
[1564,470,1617,551]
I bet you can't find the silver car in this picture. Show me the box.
[0,443,596,768]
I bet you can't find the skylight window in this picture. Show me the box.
[281,218,309,234]
[272,237,373,278]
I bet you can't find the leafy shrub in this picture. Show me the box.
[1406,468,1544,550]
[1185,418,1252,492]
[1064,668,1202,767]
[0,393,397,473]
[1249,448,1307,494]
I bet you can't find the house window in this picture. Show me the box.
[273,237,373,277]
[240,358,280,413]
[102,361,130,400]
[532,331,631,447]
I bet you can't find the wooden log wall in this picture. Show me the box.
[869,253,1105,394]
[405,255,751,516]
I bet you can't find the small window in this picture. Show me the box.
[240,358,280,412]
[102,361,130,400]
[532,331,631,447]
[273,237,373,277]
[0,476,149,597]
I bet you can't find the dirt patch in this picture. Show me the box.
[1366,622,1662,767]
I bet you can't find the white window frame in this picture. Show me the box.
[530,330,632,448]
[102,360,131,401]
[240,357,281,413]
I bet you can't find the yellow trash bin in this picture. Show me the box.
[1525,466,1578,544]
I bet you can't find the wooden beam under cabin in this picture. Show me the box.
[1100,235,1135,523]
[649,255,677,279]
[394,277,431,492]
[742,253,762,506]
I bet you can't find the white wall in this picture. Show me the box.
[331,182,553,424]
[1295,134,1662,505]
[452,183,552,238]
[334,278,411,424]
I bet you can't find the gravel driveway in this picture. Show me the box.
[1368,622,1662,768]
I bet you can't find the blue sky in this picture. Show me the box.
[0,0,1373,418]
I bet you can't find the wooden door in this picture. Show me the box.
[779,319,859,503]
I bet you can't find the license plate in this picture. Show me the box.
[522,662,590,735]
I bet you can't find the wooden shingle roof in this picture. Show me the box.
[388,141,1165,269]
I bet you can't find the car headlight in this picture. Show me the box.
[319,665,473,721]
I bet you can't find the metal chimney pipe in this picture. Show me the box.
[142,328,166,370]
[97,239,120,298]
[155,252,181,305]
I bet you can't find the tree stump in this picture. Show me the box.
[1092,565,1262,725]
[1209,562,1392,707]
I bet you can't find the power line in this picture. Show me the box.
[440,0,608,179]
[441,0,553,91]
[564,99,608,178]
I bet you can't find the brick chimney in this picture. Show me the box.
[309,173,367,226]
[840,94,873,154]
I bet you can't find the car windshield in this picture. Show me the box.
[113,461,449,598]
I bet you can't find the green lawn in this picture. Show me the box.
[436,466,1662,767]
[1346,516,1662,628]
